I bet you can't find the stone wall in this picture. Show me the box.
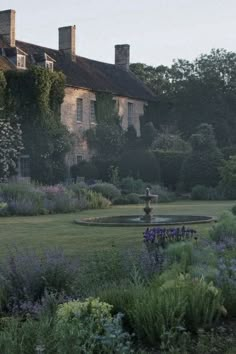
[61,86,145,166]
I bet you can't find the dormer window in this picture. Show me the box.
[17,54,26,69]
[45,60,54,72]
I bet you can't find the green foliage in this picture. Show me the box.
[0,248,77,313]
[119,149,160,182]
[131,49,236,146]
[55,298,132,354]
[191,185,225,201]
[95,92,119,125]
[0,299,132,354]
[152,127,190,152]
[119,177,145,194]
[70,160,99,181]
[0,117,23,182]
[86,92,125,162]
[0,182,109,216]
[232,205,236,215]
[90,182,121,201]
[80,189,111,209]
[0,71,6,107]
[209,212,236,244]
[180,124,223,190]
[5,67,70,184]
[219,156,236,199]
[102,274,223,348]
[154,150,186,189]
[86,121,125,160]
[113,193,142,205]
[150,184,176,202]
[141,121,157,147]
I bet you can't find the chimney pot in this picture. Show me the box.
[0,9,16,47]
[115,44,130,71]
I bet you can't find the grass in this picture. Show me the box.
[0,201,235,259]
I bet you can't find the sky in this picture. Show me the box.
[1,0,236,66]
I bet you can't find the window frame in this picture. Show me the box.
[76,98,83,123]
[90,100,96,124]
[17,54,26,69]
[45,60,54,72]
[128,102,134,127]
[18,155,30,178]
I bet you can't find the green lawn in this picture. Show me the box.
[0,201,235,259]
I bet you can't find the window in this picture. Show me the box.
[17,54,26,69]
[45,61,54,72]
[90,100,96,124]
[128,102,134,126]
[76,98,83,122]
[18,156,30,177]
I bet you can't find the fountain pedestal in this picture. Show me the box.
[140,187,158,221]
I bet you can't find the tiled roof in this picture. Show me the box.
[0,56,15,70]
[13,40,157,101]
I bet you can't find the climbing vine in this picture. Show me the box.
[4,66,71,184]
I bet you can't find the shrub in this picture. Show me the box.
[119,177,145,194]
[154,150,186,190]
[70,161,99,181]
[101,274,224,347]
[55,298,132,353]
[90,182,121,201]
[150,184,176,202]
[0,248,77,314]
[82,189,111,209]
[209,212,236,246]
[232,205,236,215]
[180,124,222,191]
[0,183,45,215]
[215,258,236,317]
[191,185,225,200]
[0,202,8,216]
[119,149,160,182]
[191,185,210,200]
[113,193,142,205]
[219,155,236,199]
[40,185,78,213]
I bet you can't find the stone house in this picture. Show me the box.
[0,9,156,177]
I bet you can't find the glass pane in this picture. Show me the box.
[77,98,83,122]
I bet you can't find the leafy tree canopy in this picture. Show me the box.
[131,49,236,146]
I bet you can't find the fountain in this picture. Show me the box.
[140,187,158,221]
[75,188,215,227]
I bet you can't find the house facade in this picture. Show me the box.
[0,9,156,174]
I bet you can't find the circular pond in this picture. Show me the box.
[75,214,215,227]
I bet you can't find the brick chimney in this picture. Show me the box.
[0,9,16,47]
[115,44,130,71]
[59,25,76,61]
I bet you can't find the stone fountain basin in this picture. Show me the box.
[75,214,216,227]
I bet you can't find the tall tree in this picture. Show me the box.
[131,49,236,147]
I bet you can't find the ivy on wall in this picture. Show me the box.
[4,66,71,184]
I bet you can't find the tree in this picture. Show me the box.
[219,156,236,199]
[180,124,223,190]
[131,49,236,146]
